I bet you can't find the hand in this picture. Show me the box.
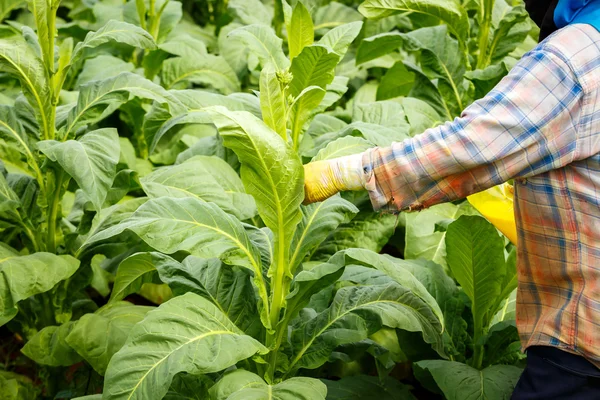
[303,155,366,204]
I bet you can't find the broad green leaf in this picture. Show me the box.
[314,75,349,115]
[488,0,530,64]
[259,63,287,139]
[356,32,403,65]
[0,35,52,139]
[287,282,443,373]
[75,55,135,88]
[465,63,507,101]
[83,197,271,328]
[218,23,249,78]
[109,252,176,303]
[358,0,469,44]
[21,322,82,366]
[489,248,518,320]
[156,256,261,337]
[492,289,516,325]
[323,375,417,400]
[289,1,314,60]
[414,360,522,400]
[312,211,397,261]
[161,54,240,93]
[0,0,24,21]
[313,2,363,32]
[228,24,290,70]
[318,21,363,58]
[312,136,373,161]
[70,20,156,66]
[103,293,268,400]
[38,128,120,211]
[211,370,326,400]
[404,202,476,270]
[446,216,505,338]
[289,196,358,271]
[0,170,22,224]
[288,45,340,145]
[141,155,257,220]
[207,107,304,285]
[0,370,37,400]
[401,97,441,134]
[66,302,153,375]
[406,63,451,120]
[158,34,207,59]
[482,320,522,367]
[353,100,410,129]
[165,373,212,400]
[0,253,79,326]
[377,61,415,100]
[228,0,272,26]
[62,72,182,139]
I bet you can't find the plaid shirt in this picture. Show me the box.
[360,24,600,366]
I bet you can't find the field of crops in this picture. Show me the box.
[0,0,536,398]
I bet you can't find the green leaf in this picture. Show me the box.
[0,35,52,139]
[62,72,182,139]
[161,54,240,93]
[157,256,261,336]
[289,1,314,60]
[358,0,469,44]
[356,32,403,65]
[312,136,373,162]
[259,63,287,139]
[0,370,37,400]
[75,55,135,88]
[0,171,22,225]
[404,202,475,271]
[70,20,156,66]
[109,252,175,303]
[377,61,415,100]
[312,211,397,261]
[465,63,507,101]
[0,0,24,21]
[165,373,212,400]
[414,360,522,400]
[288,45,340,145]
[21,322,82,366]
[446,216,505,338]
[289,196,358,271]
[103,293,268,400]
[287,282,443,373]
[228,24,290,70]
[482,320,522,367]
[318,21,363,58]
[488,0,530,64]
[313,2,363,33]
[0,253,79,326]
[323,375,417,400]
[84,197,271,329]
[207,106,304,286]
[141,155,257,221]
[38,128,120,211]
[210,370,326,400]
[66,302,153,375]
[228,0,272,26]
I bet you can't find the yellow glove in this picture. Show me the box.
[303,155,365,204]
[467,183,517,244]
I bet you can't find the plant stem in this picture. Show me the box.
[476,0,495,69]
[45,169,64,253]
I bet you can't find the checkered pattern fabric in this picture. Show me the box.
[359,24,600,365]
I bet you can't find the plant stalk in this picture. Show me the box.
[45,169,64,253]
[476,0,495,69]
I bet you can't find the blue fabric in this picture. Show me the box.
[554,0,600,31]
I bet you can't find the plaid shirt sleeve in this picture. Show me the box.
[361,47,585,212]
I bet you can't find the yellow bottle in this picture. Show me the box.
[467,183,517,245]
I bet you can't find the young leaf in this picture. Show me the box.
[358,0,469,45]
[70,20,156,66]
[0,253,79,326]
[141,156,257,220]
[228,24,290,70]
[21,322,82,367]
[414,360,522,400]
[259,63,287,139]
[289,196,359,272]
[289,1,314,60]
[287,282,443,373]
[102,293,268,400]
[446,216,505,338]
[207,107,304,281]
[161,54,241,93]
[318,21,363,58]
[210,370,327,400]
[66,302,153,375]
[38,128,120,211]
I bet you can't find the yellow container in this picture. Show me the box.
[467,183,517,245]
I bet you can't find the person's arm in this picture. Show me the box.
[304,47,585,211]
